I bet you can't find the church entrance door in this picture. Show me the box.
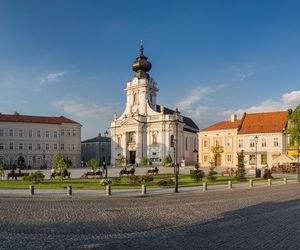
[129,151,136,164]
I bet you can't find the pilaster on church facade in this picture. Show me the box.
[110,44,199,166]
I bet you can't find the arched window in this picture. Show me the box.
[170,135,174,147]
[152,133,157,145]
[185,137,188,150]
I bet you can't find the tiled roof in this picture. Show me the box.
[0,113,81,125]
[200,120,242,132]
[238,111,288,134]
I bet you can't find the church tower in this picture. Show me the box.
[124,43,158,116]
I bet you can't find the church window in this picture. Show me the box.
[133,93,138,104]
[185,137,188,150]
[170,135,174,147]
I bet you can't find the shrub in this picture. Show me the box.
[23,171,45,183]
[190,169,205,182]
[111,178,121,185]
[263,169,273,179]
[140,157,151,166]
[140,175,153,183]
[157,179,168,186]
[167,177,175,185]
[162,155,172,167]
[206,163,217,181]
[129,175,140,185]
[99,179,112,186]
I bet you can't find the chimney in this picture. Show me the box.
[230,114,237,122]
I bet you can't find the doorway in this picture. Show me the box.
[129,151,136,164]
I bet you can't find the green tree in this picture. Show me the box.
[87,158,99,178]
[140,157,150,166]
[287,105,300,146]
[206,161,217,181]
[162,155,172,167]
[236,150,246,181]
[117,154,126,166]
[0,160,4,180]
[52,154,67,181]
[211,145,224,166]
[190,163,204,182]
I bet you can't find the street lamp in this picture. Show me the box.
[174,108,180,193]
[254,135,258,178]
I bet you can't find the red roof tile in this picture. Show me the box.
[201,120,242,132]
[238,111,287,134]
[0,113,81,125]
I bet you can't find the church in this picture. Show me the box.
[110,45,199,166]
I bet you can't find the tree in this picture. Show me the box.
[87,158,99,178]
[162,155,172,167]
[116,154,126,166]
[236,150,246,181]
[206,161,217,181]
[0,160,4,180]
[52,154,67,180]
[190,163,204,182]
[287,105,300,147]
[211,145,224,166]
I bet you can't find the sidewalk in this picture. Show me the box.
[0,177,297,197]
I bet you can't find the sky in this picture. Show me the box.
[0,0,300,140]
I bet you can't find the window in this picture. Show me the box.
[133,93,138,104]
[194,138,197,150]
[61,129,64,136]
[215,139,220,146]
[28,130,32,138]
[274,138,279,147]
[149,93,152,103]
[54,131,58,138]
[9,142,13,150]
[203,140,208,148]
[54,144,58,150]
[238,139,243,148]
[249,154,256,165]
[66,130,70,136]
[72,144,75,150]
[226,138,232,147]
[185,137,188,150]
[0,143,3,150]
[46,144,49,150]
[250,139,255,148]
[152,133,157,145]
[73,129,76,136]
[61,144,64,150]
[19,130,23,137]
[262,138,266,147]
[261,154,267,165]
[28,143,32,150]
[18,143,23,150]
[170,135,174,147]
[45,131,50,138]
[0,129,3,137]
[9,129,13,137]
[37,143,41,150]
[204,155,208,163]
[226,154,232,162]
[37,130,41,138]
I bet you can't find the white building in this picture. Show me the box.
[110,45,199,166]
[0,112,81,168]
[237,111,288,169]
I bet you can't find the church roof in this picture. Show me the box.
[156,105,199,131]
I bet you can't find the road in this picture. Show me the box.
[1,183,300,249]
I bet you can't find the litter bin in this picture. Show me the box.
[256,169,261,178]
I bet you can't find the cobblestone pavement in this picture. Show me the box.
[1,183,300,249]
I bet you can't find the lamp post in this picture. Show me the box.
[254,135,258,178]
[174,108,180,193]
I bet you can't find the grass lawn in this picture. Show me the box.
[0,174,278,190]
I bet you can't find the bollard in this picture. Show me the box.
[141,184,147,195]
[249,179,253,188]
[67,186,72,196]
[283,177,287,184]
[29,185,34,196]
[228,180,232,189]
[106,184,112,196]
[268,179,272,187]
[202,182,207,191]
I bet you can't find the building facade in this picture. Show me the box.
[0,112,81,168]
[81,133,111,166]
[198,115,241,167]
[110,45,199,166]
[198,111,288,169]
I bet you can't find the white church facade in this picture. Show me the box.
[110,45,199,166]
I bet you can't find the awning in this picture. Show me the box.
[273,154,295,164]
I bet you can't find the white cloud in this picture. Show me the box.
[41,72,66,82]
[223,89,300,117]
[176,86,215,110]
[54,99,114,119]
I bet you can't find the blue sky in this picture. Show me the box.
[1,0,300,139]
